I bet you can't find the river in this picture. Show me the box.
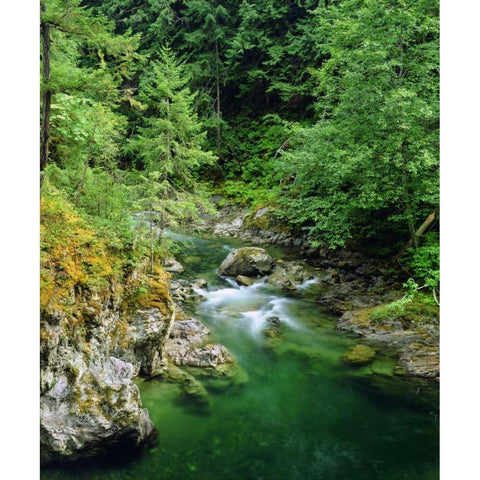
[42,231,439,480]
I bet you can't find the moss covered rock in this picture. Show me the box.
[342,344,377,366]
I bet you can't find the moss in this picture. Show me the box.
[40,195,126,319]
[134,266,173,315]
[342,344,377,366]
[243,203,290,234]
[112,318,130,349]
[369,300,439,326]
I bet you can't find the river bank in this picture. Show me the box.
[190,199,439,382]
[42,228,439,480]
[41,198,438,478]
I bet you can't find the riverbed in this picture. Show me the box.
[41,231,439,480]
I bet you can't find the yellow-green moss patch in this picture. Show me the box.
[342,344,377,366]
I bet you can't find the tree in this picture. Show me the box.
[41,0,139,188]
[276,0,439,251]
[128,47,216,236]
[177,1,234,159]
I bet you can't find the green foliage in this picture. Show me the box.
[275,0,439,251]
[41,0,439,281]
[371,279,418,320]
[406,233,440,290]
[128,48,217,184]
[220,180,276,207]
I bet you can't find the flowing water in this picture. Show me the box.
[42,231,439,480]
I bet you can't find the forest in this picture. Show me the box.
[39,1,440,478]
[40,0,439,293]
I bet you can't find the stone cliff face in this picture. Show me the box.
[40,197,175,464]
[40,197,242,465]
[40,269,176,464]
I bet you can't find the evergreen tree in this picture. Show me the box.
[128,47,216,232]
[177,1,235,159]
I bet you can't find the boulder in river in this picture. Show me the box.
[40,356,154,464]
[266,261,316,289]
[236,275,257,286]
[218,247,275,277]
[164,319,234,368]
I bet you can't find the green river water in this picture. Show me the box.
[42,232,439,480]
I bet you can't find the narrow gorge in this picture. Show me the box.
[41,206,439,480]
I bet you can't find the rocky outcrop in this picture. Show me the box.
[194,200,309,249]
[115,307,174,376]
[40,356,154,464]
[336,303,439,379]
[164,318,234,369]
[218,247,275,277]
[40,261,177,465]
[266,261,318,289]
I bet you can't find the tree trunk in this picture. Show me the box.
[396,211,437,259]
[75,125,97,205]
[40,6,51,172]
[215,40,222,160]
[150,207,155,274]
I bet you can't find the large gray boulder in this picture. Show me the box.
[164,319,234,368]
[40,356,154,465]
[218,247,275,277]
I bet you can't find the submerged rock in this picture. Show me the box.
[157,365,212,409]
[218,247,275,277]
[336,302,439,379]
[342,344,377,366]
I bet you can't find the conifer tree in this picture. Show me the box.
[128,47,216,236]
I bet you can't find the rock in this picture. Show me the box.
[336,302,439,380]
[171,279,207,306]
[193,278,208,289]
[161,317,245,395]
[263,328,281,338]
[164,319,235,368]
[116,308,173,376]
[218,247,275,277]
[342,344,377,366]
[266,262,315,289]
[159,365,212,409]
[40,356,154,465]
[266,316,281,326]
[253,206,270,219]
[164,257,185,273]
[40,263,178,464]
[396,344,439,378]
[236,275,257,286]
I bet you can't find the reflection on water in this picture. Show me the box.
[42,231,439,480]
